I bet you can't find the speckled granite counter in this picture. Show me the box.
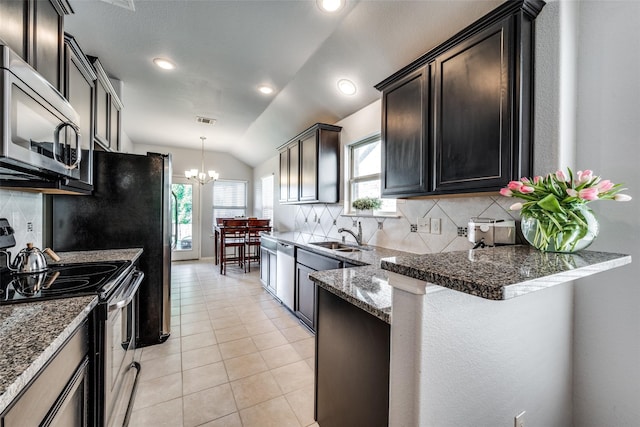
[310,266,392,323]
[0,247,143,414]
[381,245,632,300]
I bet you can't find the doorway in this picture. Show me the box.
[171,177,200,261]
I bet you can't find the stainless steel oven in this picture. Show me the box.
[104,267,144,427]
[0,43,91,193]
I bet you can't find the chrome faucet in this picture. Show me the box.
[338,221,363,246]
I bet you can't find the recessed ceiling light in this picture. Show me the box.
[317,0,344,13]
[153,57,176,70]
[337,79,357,96]
[258,85,274,95]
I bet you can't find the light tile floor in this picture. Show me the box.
[130,259,319,427]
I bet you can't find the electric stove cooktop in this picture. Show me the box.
[0,261,131,305]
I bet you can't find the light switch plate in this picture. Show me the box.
[417,217,430,233]
[430,218,441,234]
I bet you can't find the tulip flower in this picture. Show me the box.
[566,188,578,198]
[520,185,534,194]
[576,170,594,184]
[500,188,513,197]
[614,194,632,202]
[555,170,567,182]
[509,202,523,211]
[596,180,614,192]
[507,181,523,191]
[578,187,599,201]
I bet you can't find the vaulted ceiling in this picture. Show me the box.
[65,0,504,167]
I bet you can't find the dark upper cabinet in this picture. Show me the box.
[278,123,341,204]
[381,66,430,197]
[376,0,544,197]
[0,0,71,90]
[433,16,512,193]
[89,56,123,151]
[63,33,95,187]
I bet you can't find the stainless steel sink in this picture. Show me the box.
[309,241,372,252]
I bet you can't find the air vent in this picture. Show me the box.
[100,0,135,11]
[196,116,217,125]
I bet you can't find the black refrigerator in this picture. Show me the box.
[48,151,172,347]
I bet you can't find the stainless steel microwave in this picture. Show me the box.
[0,43,91,193]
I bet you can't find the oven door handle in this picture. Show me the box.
[109,271,144,312]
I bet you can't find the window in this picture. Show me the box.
[213,180,247,224]
[348,136,396,213]
[261,174,274,220]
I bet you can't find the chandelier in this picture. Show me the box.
[185,136,219,185]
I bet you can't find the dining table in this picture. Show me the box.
[212,218,272,266]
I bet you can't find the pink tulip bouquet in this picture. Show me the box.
[500,168,631,252]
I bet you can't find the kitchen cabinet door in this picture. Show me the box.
[299,133,317,202]
[94,72,109,147]
[287,142,300,202]
[260,247,270,286]
[0,0,28,59]
[295,262,316,331]
[381,66,431,197]
[433,17,514,193]
[279,149,289,202]
[110,98,121,151]
[34,0,63,89]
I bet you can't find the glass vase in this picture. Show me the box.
[520,205,599,253]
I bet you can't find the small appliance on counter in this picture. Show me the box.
[468,217,516,248]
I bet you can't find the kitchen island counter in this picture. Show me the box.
[0,248,143,414]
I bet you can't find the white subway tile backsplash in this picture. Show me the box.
[0,189,43,255]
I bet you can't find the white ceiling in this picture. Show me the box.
[65,0,504,167]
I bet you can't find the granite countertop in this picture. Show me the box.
[264,232,408,323]
[381,245,632,300]
[0,247,143,413]
[310,266,392,324]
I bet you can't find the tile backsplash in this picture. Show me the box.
[0,189,43,262]
[284,195,521,254]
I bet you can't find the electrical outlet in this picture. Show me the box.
[26,222,33,232]
[514,411,526,427]
[410,224,418,232]
[430,218,441,234]
[417,217,430,233]
[457,226,468,237]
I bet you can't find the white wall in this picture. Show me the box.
[572,2,640,425]
[133,143,253,258]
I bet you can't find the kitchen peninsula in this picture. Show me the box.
[310,246,631,426]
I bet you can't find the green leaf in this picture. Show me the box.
[537,194,563,213]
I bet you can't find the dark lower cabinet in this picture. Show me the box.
[315,287,390,427]
[1,320,90,426]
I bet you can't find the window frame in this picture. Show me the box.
[212,179,248,224]
[347,135,396,215]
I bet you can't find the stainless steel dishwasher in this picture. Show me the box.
[276,242,295,311]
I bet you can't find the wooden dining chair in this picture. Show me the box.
[219,219,247,274]
[244,219,271,272]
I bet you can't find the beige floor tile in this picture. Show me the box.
[130,396,183,427]
[133,372,182,410]
[262,307,287,319]
[305,356,315,370]
[171,315,181,326]
[239,396,300,427]
[271,314,301,330]
[251,330,289,351]
[260,343,302,370]
[230,371,282,409]
[280,325,314,343]
[142,338,182,361]
[182,361,229,395]
[208,306,238,320]
[219,337,258,359]
[182,345,222,370]
[139,353,182,382]
[183,383,237,427]
[224,352,268,381]
[244,319,278,336]
[181,331,217,352]
[215,324,250,343]
[180,310,211,325]
[291,337,315,360]
[181,319,213,336]
[271,360,314,394]
[180,302,207,314]
[285,385,315,427]
[211,314,244,330]
[199,412,243,427]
